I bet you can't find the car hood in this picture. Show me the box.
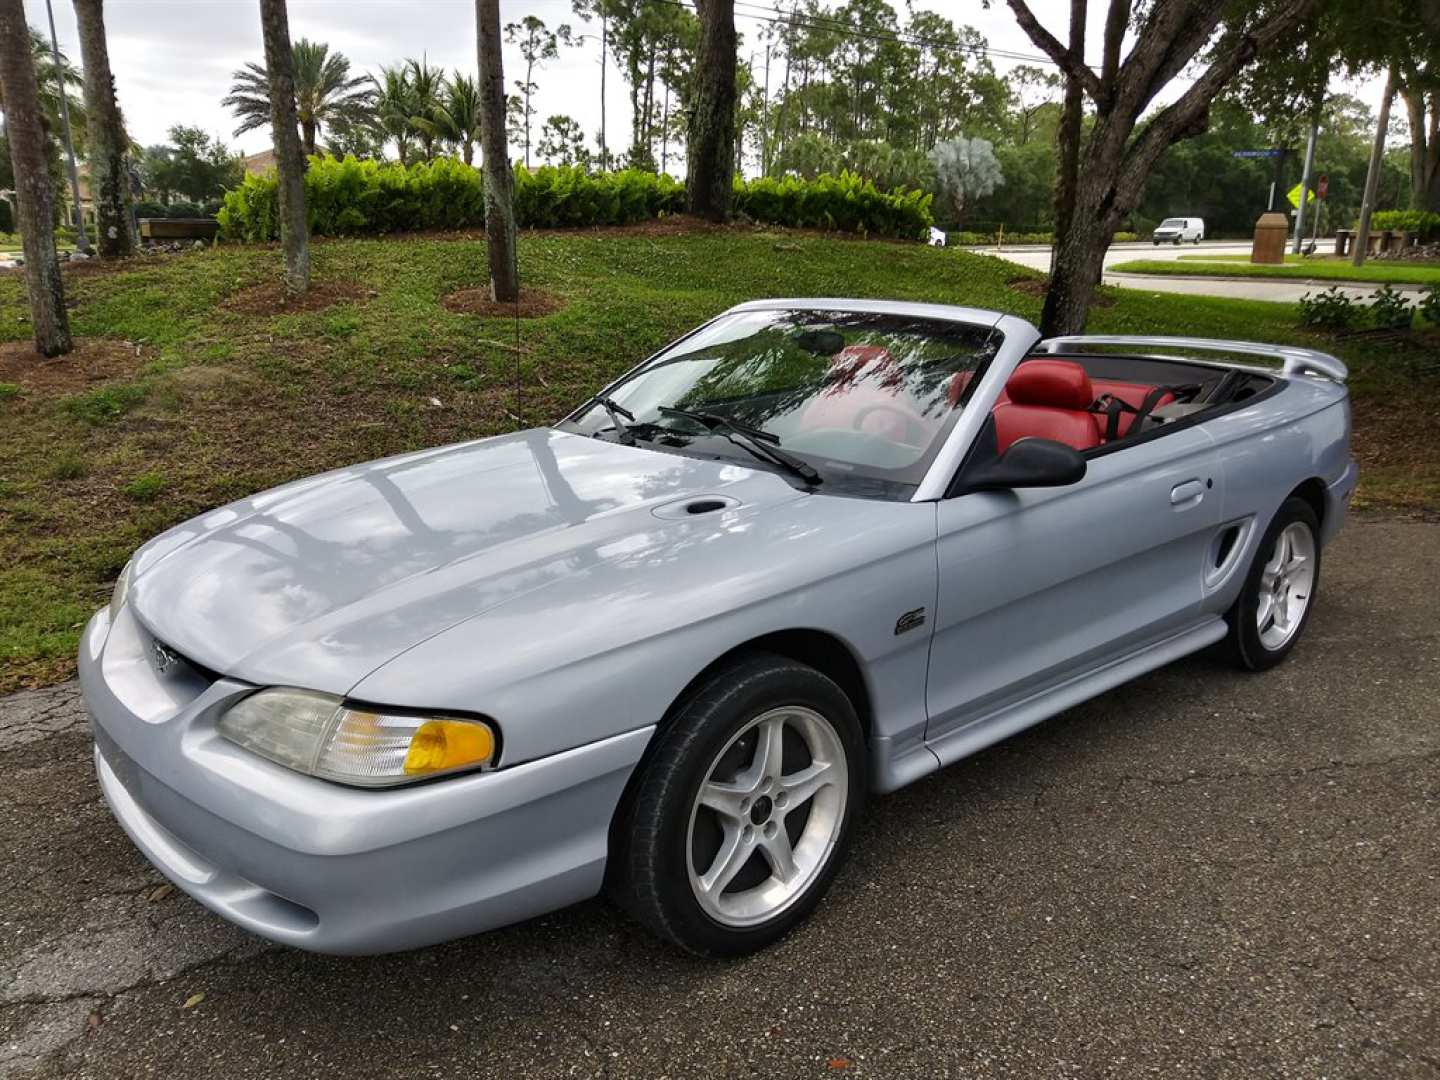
[128,429,806,692]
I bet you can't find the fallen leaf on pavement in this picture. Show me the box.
[147,883,175,903]
[182,993,205,1009]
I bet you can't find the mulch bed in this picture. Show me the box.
[224,280,376,316]
[0,337,153,396]
[441,287,564,318]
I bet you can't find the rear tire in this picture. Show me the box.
[608,652,865,957]
[1223,497,1321,671]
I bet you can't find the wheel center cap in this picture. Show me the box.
[749,795,773,825]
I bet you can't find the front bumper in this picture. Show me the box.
[80,606,653,954]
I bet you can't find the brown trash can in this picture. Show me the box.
[1251,212,1289,264]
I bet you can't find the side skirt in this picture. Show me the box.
[872,618,1228,793]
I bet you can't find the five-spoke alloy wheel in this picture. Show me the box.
[609,653,864,956]
[686,706,848,928]
[1225,496,1322,671]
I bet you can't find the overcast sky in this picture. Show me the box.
[21,0,1390,160]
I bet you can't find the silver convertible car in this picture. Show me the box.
[82,299,1357,957]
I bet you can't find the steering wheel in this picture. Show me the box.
[851,402,926,446]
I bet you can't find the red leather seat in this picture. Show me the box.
[991,360,1101,453]
[1090,378,1174,439]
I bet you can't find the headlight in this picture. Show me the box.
[109,560,133,616]
[217,688,497,787]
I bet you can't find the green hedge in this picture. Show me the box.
[217,157,931,243]
[732,172,931,238]
[1369,210,1440,242]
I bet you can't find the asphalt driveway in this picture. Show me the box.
[2,514,1437,1079]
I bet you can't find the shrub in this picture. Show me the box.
[0,197,12,233]
[134,200,168,219]
[733,171,932,238]
[1299,286,1358,329]
[1419,284,1440,325]
[1368,210,1440,242]
[218,157,930,243]
[1368,284,1414,329]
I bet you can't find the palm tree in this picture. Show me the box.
[0,0,71,356]
[223,38,370,156]
[257,0,308,294]
[0,28,87,146]
[74,0,133,257]
[434,72,480,165]
[370,65,416,165]
[404,57,447,161]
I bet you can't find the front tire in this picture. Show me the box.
[1223,497,1321,671]
[608,652,865,957]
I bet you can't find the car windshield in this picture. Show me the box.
[1159,218,1186,228]
[562,308,1000,494]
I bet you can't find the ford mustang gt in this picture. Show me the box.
[81,299,1356,956]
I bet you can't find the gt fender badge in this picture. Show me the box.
[894,607,926,635]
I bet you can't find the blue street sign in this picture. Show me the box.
[1232,149,1286,158]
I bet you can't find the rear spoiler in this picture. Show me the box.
[1037,335,1347,384]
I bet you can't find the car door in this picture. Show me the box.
[924,414,1224,748]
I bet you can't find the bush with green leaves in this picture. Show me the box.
[1368,210,1440,242]
[1298,286,1358,330]
[218,157,931,243]
[1418,284,1440,326]
[1368,284,1414,329]
[733,171,931,238]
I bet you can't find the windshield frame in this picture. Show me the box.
[558,300,1011,499]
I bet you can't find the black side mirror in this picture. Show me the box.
[956,436,1087,493]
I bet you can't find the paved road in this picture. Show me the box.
[3,515,1438,1079]
[968,240,1417,304]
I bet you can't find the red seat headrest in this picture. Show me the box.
[1005,360,1094,410]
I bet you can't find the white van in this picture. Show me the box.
[1153,217,1205,244]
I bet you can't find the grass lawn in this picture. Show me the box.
[1111,253,1440,287]
[2,225,1438,692]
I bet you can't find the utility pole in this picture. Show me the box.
[1292,104,1319,254]
[599,17,608,169]
[762,41,771,177]
[1353,67,1396,269]
[44,0,89,253]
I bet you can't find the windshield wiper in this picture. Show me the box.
[584,394,638,444]
[657,406,822,485]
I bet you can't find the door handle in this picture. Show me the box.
[1170,479,1205,506]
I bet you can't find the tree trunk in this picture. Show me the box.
[1049,0,1086,282]
[1401,84,1440,213]
[463,139,474,166]
[477,0,519,302]
[524,56,535,168]
[1354,68,1397,268]
[74,0,133,258]
[0,0,72,356]
[259,0,309,294]
[686,0,737,221]
[1043,204,1111,338]
[300,118,317,157]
